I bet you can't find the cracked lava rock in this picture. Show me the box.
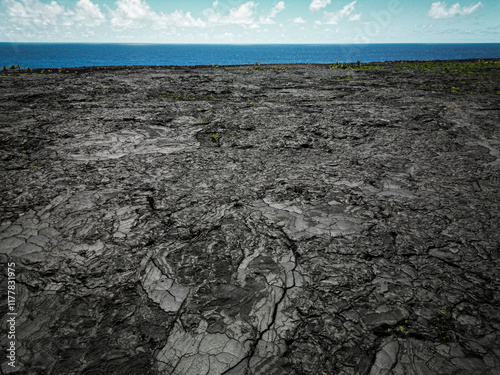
[1,61,500,374]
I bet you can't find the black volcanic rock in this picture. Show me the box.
[1,61,499,374]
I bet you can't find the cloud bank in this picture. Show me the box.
[428,1,483,19]
[319,1,361,25]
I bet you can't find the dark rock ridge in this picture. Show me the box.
[1,61,499,374]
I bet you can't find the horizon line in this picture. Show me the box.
[1,42,500,45]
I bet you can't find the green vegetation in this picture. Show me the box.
[394,59,499,74]
[330,59,499,74]
[439,306,450,315]
[196,127,230,148]
[398,322,409,335]
[213,64,291,72]
[330,61,378,70]
[253,62,268,71]
[431,306,453,341]
[330,62,355,69]
[328,59,499,95]
[1,64,35,74]
[401,60,500,95]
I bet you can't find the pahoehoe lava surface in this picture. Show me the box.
[1,61,500,374]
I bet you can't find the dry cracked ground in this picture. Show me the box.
[1,61,500,374]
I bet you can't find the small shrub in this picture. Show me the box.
[26,67,32,73]
[330,62,354,69]
[8,64,15,70]
[211,134,220,145]
[1,66,7,71]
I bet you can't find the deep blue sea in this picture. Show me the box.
[0,43,499,69]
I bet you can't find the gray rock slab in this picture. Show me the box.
[0,62,499,374]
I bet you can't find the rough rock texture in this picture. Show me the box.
[1,61,500,374]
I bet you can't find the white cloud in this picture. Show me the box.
[293,17,306,23]
[260,1,285,24]
[225,1,256,25]
[6,0,71,26]
[309,0,331,11]
[348,12,361,21]
[110,0,154,28]
[110,0,206,29]
[202,7,222,24]
[204,1,287,27]
[5,0,105,27]
[321,1,360,24]
[428,1,483,19]
[154,10,206,29]
[75,0,105,26]
[203,1,256,26]
[270,1,285,18]
[4,0,286,34]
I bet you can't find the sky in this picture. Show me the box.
[0,0,498,43]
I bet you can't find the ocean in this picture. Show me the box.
[0,43,499,69]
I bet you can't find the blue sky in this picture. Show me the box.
[0,0,498,43]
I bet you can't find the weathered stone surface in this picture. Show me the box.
[0,61,499,374]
